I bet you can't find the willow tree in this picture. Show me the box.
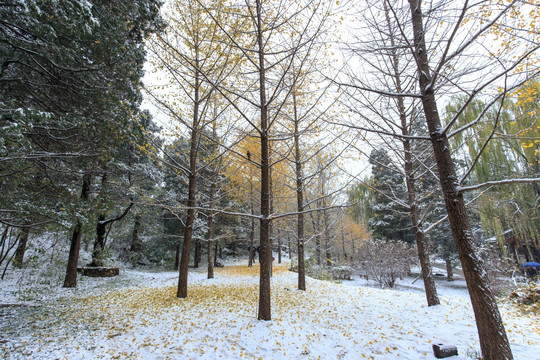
[447,82,540,262]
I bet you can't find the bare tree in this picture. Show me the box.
[197,0,334,320]
[145,0,239,298]
[338,0,440,306]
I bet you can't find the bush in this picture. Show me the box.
[304,257,333,281]
[355,239,415,288]
[289,257,334,281]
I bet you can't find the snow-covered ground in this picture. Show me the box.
[1,263,539,360]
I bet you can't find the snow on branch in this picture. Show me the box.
[458,178,540,193]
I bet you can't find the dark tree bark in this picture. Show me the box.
[255,0,272,321]
[207,181,217,279]
[63,222,82,288]
[248,174,255,267]
[90,214,107,267]
[130,213,142,253]
[0,227,19,280]
[293,92,306,290]
[194,237,201,268]
[404,171,440,306]
[288,235,292,260]
[323,208,332,267]
[446,259,454,282]
[175,240,181,270]
[14,226,30,268]
[277,228,282,264]
[249,218,255,267]
[177,135,199,297]
[408,1,512,357]
[216,241,221,263]
[89,203,133,267]
[341,227,347,261]
[63,172,91,288]
[177,49,201,299]
[206,218,214,279]
[313,203,321,266]
[177,167,197,298]
[380,0,440,307]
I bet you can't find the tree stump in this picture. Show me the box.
[432,343,458,358]
[77,267,119,277]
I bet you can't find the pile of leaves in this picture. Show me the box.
[507,282,540,314]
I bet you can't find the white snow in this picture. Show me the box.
[1,263,539,360]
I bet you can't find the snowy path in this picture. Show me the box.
[1,264,539,359]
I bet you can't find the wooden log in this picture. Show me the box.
[432,343,458,358]
[78,267,119,277]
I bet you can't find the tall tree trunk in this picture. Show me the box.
[249,176,255,267]
[268,139,274,278]
[177,49,201,299]
[313,207,321,266]
[405,179,440,306]
[175,240,181,270]
[383,0,439,307]
[293,90,306,291]
[207,181,217,279]
[130,213,142,253]
[90,172,108,267]
[90,214,107,267]
[277,228,282,264]
[249,218,255,266]
[256,0,272,320]
[178,152,198,298]
[63,221,83,288]
[341,227,347,262]
[446,259,454,281]
[177,137,199,297]
[63,172,91,288]
[214,241,218,265]
[323,208,332,267]
[408,1,512,357]
[14,226,30,268]
[256,0,271,321]
[402,110,439,307]
[194,238,201,268]
[288,235,292,260]
[207,236,214,278]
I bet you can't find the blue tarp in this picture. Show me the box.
[522,262,540,268]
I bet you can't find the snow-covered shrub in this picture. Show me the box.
[355,239,415,288]
[304,257,333,281]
